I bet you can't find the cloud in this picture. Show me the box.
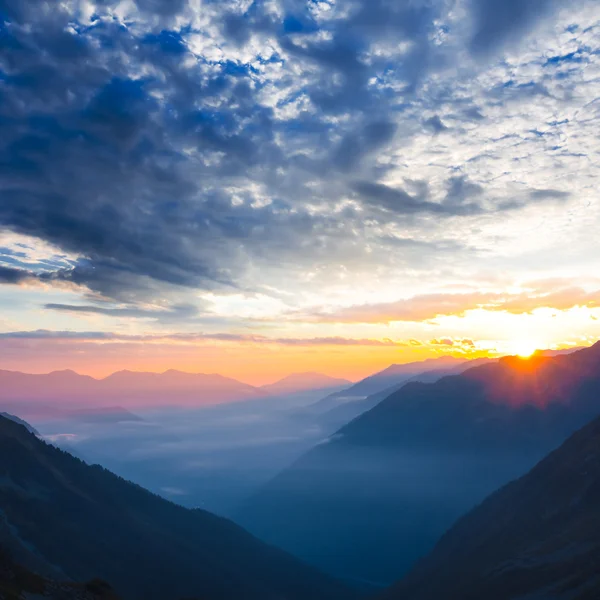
[528,189,572,201]
[0,0,595,313]
[353,180,486,217]
[160,486,187,496]
[469,0,567,56]
[306,284,600,324]
[0,330,409,347]
[423,115,449,134]
[0,265,33,284]
[45,303,202,322]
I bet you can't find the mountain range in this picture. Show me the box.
[0,414,352,600]
[260,372,352,396]
[309,356,465,412]
[3,346,600,599]
[237,343,600,586]
[386,411,600,600]
[0,368,267,409]
[0,368,356,412]
[305,356,495,431]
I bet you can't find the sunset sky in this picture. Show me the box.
[1,1,600,384]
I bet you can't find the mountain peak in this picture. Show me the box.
[261,372,352,394]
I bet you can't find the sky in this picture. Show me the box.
[1,0,600,384]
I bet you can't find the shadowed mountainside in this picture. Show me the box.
[307,356,465,414]
[0,412,41,435]
[0,548,120,600]
[384,412,600,600]
[307,357,494,432]
[237,343,600,587]
[0,415,354,600]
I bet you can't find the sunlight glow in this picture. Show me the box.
[512,341,539,359]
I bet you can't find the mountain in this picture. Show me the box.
[0,415,353,600]
[261,372,352,396]
[0,369,97,406]
[385,412,600,600]
[0,368,267,409]
[307,356,465,414]
[0,548,119,600]
[237,343,600,587]
[0,412,40,435]
[95,369,268,406]
[311,357,495,431]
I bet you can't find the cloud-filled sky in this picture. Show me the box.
[1,0,600,382]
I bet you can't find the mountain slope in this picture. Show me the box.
[311,358,494,431]
[0,412,40,435]
[237,343,600,586]
[385,413,600,600]
[0,548,119,600]
[307,356,464,415]
[0,415,353,600]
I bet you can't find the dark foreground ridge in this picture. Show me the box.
[384,412,600,600]
[0,547,119,600]
[0,415,353,600]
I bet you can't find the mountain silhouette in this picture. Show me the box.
[385,411,600,600]
[308,356,465,414]
[0,412,40,436]
[308,357,495,431]
[260,372,352,396]
[0,414,353,600]
[237,342,600,586]
[0,547,119,600]
[0,368,267,409]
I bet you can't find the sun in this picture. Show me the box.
[512,340,538,359]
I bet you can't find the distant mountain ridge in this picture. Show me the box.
[0,414,353,600]
[312,356,464,410]
[307,357,495,430]
[0,368,268,408]
[0,358,485,411]
[385,411,600,600]
[260,372,352,395]
[238,342,600,586]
